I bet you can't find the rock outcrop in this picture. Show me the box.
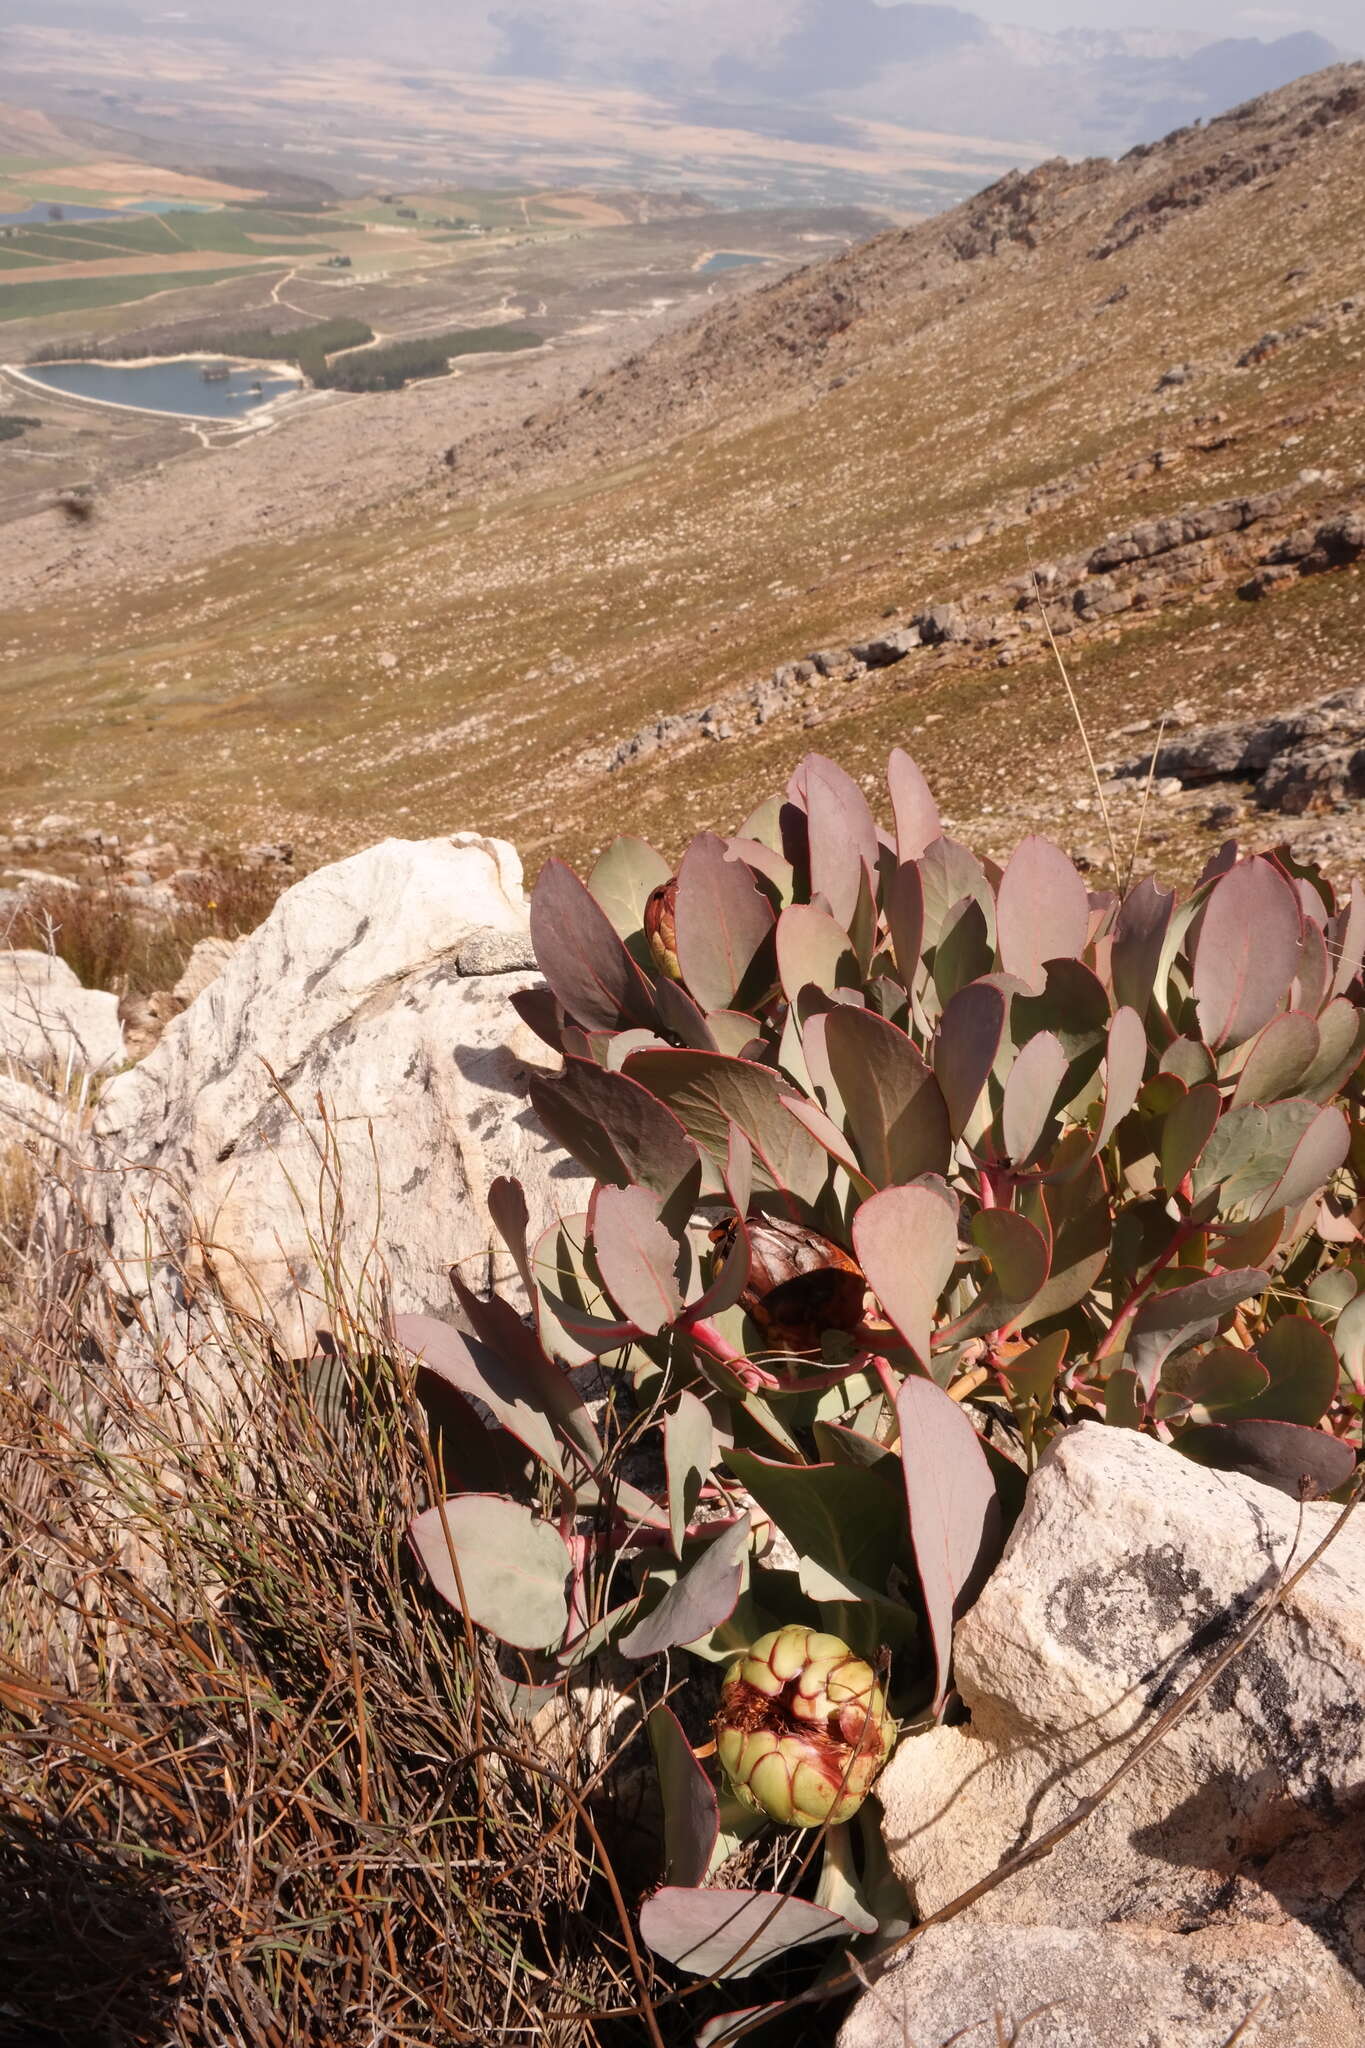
[585,484,1363,784]
[91,833,590,1357]
[842,1425,1365,2048]
[1116,682,1365,814]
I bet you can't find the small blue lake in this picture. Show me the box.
[700,251,767,274]
[21,357,302,421]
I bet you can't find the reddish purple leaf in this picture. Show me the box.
[1178,1418,1356,1499]
[1329,878,1365,998]
[725,834,794,898]
[1292,918,1331,1016]
[1112,876,1174,1017]
[947,1208,1050,1343]
[395,1313,569,1478]
[896,1377,1004,1710]
[1025,1139,1109,1322]
[1000,1030,1067,1165]
[530,1055,700,1210]
[1259,1102,1350,1219]
[1230,1011,1320,1109]
[618,1515,749,1658]
[1243,1314,1341,1424]
[1301,998,1365,1101]
[776,901,858,1006]
[888,748,941,862]
[622,1046,829,1209]
[705,1009,765,1059]
[1095,1004,1148,1150]
[1160,1081,1221,1191]
[932,980,1008,1138]
[723,1120,754,1214]
[780,1091,870,1184]
[997,837,1090,995]
[852,1179,960,1365]
[1162,1036,1216,1087]
[586,835,672,942]
[648,1704,720,1887]
[674,832,776,1014]
[1162,1343,1270,1418]
[653,973,721,1050]
[794,753,880,931]
[508,984,564,1052]
[590,1183,684,1336]
[1196,839,1240,889]
[449,1274,603,1465]
[886,860,925,988]
[640,1887,853,1978]
[1126,1268,1268,1396]
[1193,857,1303,1051]
[529,857,657,1031]
[824,1005,951,1187]
[919,838,993,952]
[409,1495,571,1650]
[665,1390,716,1559]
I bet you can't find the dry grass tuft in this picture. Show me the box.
[6,862,280,999]
[0,1184,655,2047]
[0,1141,39,1314]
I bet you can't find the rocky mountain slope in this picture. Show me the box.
[2,63,1363,886]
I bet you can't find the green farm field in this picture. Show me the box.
[0,266,284,322]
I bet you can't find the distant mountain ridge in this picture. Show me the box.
[0,0,1346,157]
[490,0,1345,154]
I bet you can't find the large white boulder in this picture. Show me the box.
[0,949,123,1075]
[841,1425,1365,2048]
[92,834,590,1356]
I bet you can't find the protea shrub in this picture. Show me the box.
[396,746,1364,1982]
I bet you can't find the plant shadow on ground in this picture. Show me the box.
[0,1827,183,2048]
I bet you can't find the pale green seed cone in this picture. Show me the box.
[714,1625,895,1828]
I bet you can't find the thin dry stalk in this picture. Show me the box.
[1028,566,1122,888]
[1123,714,1169,895]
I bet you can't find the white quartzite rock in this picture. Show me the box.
[0,1071,77,1149]
[0,949,124,1075]
[841,1425,1365,2048]
[171,933,243,1006]
[92,834,590,1356]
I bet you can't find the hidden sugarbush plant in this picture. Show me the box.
[399,747,1364,1981]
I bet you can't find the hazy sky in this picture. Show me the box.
[953,0,1358,44]
[51,0,1362,60]
[69,0,1363,55]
